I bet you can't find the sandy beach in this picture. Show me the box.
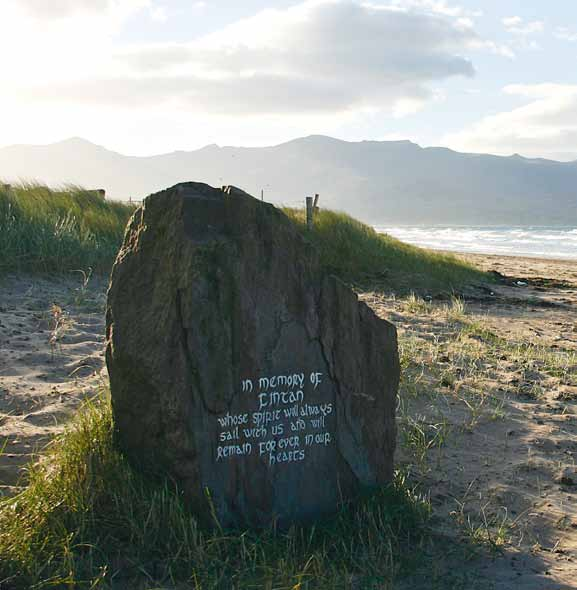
[366,252,577,589]
[1,252,576,588]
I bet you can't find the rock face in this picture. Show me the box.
[105,182,399,528]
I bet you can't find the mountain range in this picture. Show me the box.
[1,135,576,225]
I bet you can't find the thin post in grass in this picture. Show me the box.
[313,193,320,213]
[90,188,106,199]
[306,196,314,230]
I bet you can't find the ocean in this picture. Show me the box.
[374,226,577,261]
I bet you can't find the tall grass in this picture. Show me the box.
[0,184,487,293]
[285,208,489,292]
[0,397,430,589]
[0,183,134,274]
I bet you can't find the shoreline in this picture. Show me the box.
[375,227,577,263]
[449,250,577,266]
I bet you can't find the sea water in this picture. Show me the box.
[374,226,577,260]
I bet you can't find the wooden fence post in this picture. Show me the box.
[306,196,314,230]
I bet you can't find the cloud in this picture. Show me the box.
[150,4,168,22]
[17,0,112,19]
[502,16,544,35]
[0,0,169,91]
[503,16,522,27]
[15,0,151,20]
[555,27,577,42]
[441,84,577,160]
[478,40,515,58]
[4,0,164,33]
[388,0,475,18]
[10,0,485,117]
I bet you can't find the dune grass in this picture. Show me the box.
[0,396,430,589]
[0,184,488,294]
[0,183,134,274]
[285,208,490,293]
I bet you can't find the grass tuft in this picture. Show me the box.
[284,208,489,293]
[0,396,430,589]
[0,183,134,274]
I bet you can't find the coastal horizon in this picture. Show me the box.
[376,225,577,261]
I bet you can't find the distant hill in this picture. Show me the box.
[1,135,576,225]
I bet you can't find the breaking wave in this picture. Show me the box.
[374,226,577,260]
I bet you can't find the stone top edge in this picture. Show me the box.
[144,181,258,203]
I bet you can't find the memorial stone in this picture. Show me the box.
[105,182,399,528]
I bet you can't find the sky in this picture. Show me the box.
[1,0,576,160]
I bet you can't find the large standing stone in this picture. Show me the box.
[105,182,399,528]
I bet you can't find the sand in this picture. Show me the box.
[0,273,107,496]
[365,253,577,589]
[1,253,576,588]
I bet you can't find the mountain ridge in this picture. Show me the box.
[5,135,573,164]
[1,135,576,225]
